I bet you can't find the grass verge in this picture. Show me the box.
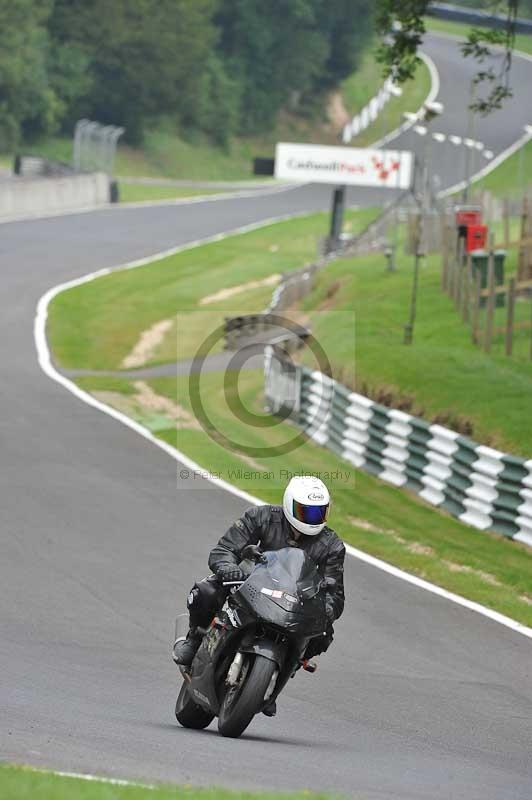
[47,207,378,370]
[471,139,532,197]
[72,368,532,627]
[118,183,230,203]
[0,765,336,800]
[298,227,532,457]
[46,210,532,627]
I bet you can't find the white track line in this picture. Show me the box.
[13,765,155,789]
[34,219,532,641]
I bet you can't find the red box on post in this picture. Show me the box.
[466,224,488,252]
[455,208,482,227]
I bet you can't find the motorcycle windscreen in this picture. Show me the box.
[237,547,325,634]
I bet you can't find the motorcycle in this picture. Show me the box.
[174,544,334,738]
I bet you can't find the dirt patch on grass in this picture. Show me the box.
[348,516,505,585]
[121,319,174,368]
[93,381,200,430]
[133,381,200,428]
[442,560,501,586]
[199,274,281,306]
[327,91,350,131]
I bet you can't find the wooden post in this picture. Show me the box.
[503,197,510,249]
[505,277,516,357]
[484,238,496,353]
[455,237,465,308]
[441,223,450,292]
[462,253,472,323]
[447,234,455,299]
[530,293,532,361]
[472,270,482,345]
[518,196,529,281]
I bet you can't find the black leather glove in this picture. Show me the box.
[216,563,245,582]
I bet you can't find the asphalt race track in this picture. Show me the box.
[1,33,531,800]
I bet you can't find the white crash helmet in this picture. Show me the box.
[283,476,330,536]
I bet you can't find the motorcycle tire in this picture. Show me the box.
[175,680,214,729]
[218,654,277,738]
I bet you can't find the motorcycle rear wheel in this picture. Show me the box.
[175,680,214,729]
[218,654,277,738]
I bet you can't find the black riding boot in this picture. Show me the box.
[172,628,202,666]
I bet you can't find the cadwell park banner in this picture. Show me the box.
[274,142,413,190]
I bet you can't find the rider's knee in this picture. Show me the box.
[187,576,225,628]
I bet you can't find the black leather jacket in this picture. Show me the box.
[208,504,346,621]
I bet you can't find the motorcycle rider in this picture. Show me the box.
[173,476,346,699]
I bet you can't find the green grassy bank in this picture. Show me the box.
[0,765,337,800]
[46,209,532,626]
[298,233,532,457]
[118,184,230,203]
[471,139,532,197]
[47,208,377,370]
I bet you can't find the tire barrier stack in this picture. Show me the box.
[224,263,320,351]
[265,352,532,547]
[224,314,309,353]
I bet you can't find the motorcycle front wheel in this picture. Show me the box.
[218,654,277,738]
[175,679,214,729]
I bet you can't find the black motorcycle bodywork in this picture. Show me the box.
[175,546,330,737]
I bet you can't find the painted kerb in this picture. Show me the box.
[265,352,532,547]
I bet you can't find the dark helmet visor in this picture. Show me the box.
[292,499,329,525]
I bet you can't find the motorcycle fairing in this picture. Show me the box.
[236,548,328,636]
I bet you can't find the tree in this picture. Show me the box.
[315,0,374,89]
[215,0,326,133]
[48,0,218,143]
[0,0,53,146]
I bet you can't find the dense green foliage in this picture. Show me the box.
[0,0,374,149]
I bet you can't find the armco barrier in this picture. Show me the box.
[265,353,532,547]
[0,172,110,220]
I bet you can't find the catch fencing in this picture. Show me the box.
[265,351,532,547]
